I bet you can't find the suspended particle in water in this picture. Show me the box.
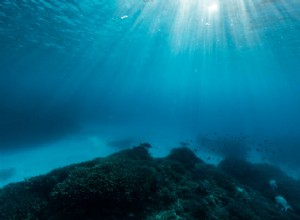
[121,15,128,20]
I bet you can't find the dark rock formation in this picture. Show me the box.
[0,144,299,220]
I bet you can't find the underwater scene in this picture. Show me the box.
[0,0,300,219]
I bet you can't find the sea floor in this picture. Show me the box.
[0,144,299,220]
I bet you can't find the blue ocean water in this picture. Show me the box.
[0,0,300,186]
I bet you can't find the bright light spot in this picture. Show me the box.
[207,3,219,14]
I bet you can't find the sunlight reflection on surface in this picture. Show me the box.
[117,0,299,54]
[207,2,219,14]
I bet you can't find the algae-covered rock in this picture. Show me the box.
[166,147,203,171]
[0,144,299,220]
[219,158,300,218]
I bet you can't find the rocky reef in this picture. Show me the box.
[0,144,299,220]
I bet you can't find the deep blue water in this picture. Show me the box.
[0,0,300,186]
